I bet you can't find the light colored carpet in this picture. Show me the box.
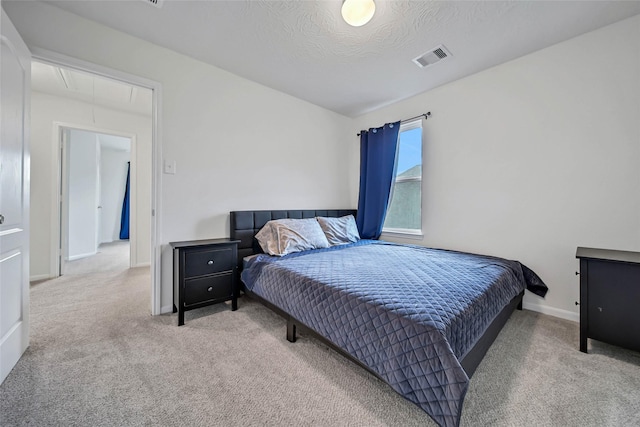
[63,240,130,275]
[2,255,639,426]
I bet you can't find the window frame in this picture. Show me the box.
[381,118,424,238]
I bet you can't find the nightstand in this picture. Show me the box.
[576,247,640,353]
[171,238,240,326]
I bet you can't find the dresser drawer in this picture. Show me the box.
[184,246,234,278]
[183,273,234,307]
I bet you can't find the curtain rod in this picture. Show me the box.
[357,112,431,137]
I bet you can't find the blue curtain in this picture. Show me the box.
[356,121,400,239]
[119,162,130,240]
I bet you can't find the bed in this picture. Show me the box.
[230,209,547,427]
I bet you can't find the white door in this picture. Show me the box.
[0,9,31,384]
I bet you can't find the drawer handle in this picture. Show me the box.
[207,286,213,292]
[207,260,214,265]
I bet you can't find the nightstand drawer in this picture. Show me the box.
[184,247,234,278]
[184,273,234,307]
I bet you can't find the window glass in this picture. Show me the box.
[383,121,422,233]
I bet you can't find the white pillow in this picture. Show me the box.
[316,215,360,246]
[255,218,330,256]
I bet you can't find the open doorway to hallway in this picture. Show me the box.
[30,60,154,292]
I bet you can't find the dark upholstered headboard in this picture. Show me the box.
[230,209,356,271]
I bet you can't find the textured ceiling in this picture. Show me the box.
[30,1,640,117]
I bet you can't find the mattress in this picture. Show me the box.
[241,240,547,427]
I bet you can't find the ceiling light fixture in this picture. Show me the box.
[341,0,375,27]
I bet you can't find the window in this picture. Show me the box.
[382,119,422,235]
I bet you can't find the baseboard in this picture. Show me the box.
[67,251,96,261]
[160,304,174,315]
[523,301,579,323]
[30,274,52,282]
[132,262,150,268]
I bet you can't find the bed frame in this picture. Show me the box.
[230,209,523,378]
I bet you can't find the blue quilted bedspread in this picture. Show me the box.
[241,240,547,427]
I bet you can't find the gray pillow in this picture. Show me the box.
[255,218,330,256]
[316,215,360,246]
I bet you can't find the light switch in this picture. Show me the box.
[164,160,176,175]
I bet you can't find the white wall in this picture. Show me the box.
[100,147,130,244]
[15,2,635,320]
[351,15,640,321]
[67,129,99,260]
[6,2,353,311]
[28,90,151,280]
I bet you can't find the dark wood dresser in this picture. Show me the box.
[171,238,240,326]
[576,247,640,353]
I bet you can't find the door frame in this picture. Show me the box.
[56,125,136,273]
[32,47,163,316]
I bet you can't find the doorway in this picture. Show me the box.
[60,127,133,275]
[29,57,161,313]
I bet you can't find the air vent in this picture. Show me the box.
[142,0,163,8]
[412,45,452,69]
